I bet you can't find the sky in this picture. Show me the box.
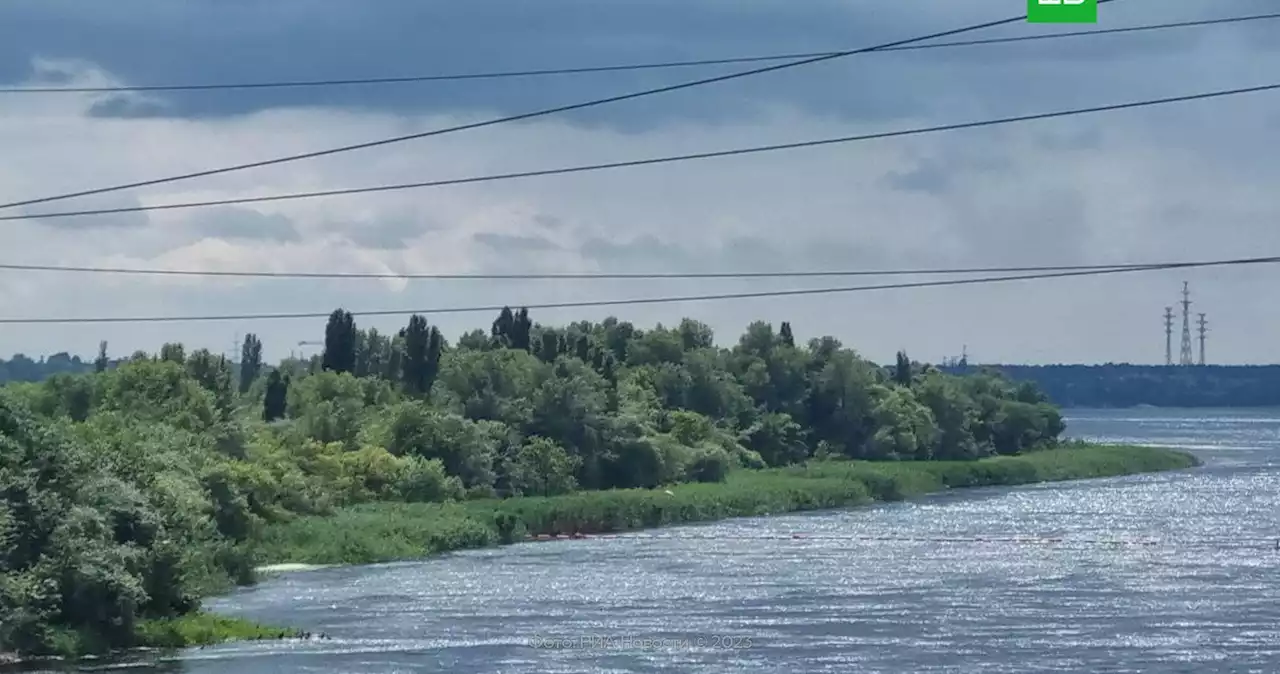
[1,0,1278,365]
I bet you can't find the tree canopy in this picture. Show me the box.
[0,309,1064,656]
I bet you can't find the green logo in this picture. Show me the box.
[1027,0,1097,23]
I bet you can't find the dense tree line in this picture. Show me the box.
[0,352,97,383]
[9,351,1280,409]
[944,364,1280,408]
[1,308,1063,655]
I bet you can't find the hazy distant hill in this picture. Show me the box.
[942,364,1280,408]
[0,352,97,384]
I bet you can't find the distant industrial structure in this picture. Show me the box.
[1197,313,1208,367]
[941,344,969,368]
[1165,281,1206,366]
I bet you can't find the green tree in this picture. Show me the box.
[322,309,357,374]
[894,350,912,387]
[238,334,263,394]
[263,370,288,421]
[914,374,981,460]
[400,316,443,397]
[379,402,500,489]
[185,349,235,419]
[490,307,533,350]
[742,412,808,467]
[360,328,389,380]
[866,385,937,460]
[94,341,109,373]
[503,436,580,497]
[159,343,186,365]
[779,321,795,348]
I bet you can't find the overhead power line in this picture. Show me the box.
[5,80,1274,223]
[0,258,1252,280]
[2,12,1270,95]
[0,255,1272,325]
[0,2,1116,211]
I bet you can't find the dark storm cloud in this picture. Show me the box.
[1,0,1267,130]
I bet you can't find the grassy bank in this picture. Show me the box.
[15,614,301,662]
[254,443,1199,566]
[5,443,1196,662]
[133,614,303,650]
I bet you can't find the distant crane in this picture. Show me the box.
[292,340,323,360]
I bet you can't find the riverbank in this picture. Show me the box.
[7,614,303,667]
[253,443,1199,567]
[7,443,1196,663]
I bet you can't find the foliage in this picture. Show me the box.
[239,334,263,395]
[257,444,1199,567]
[0,308,1110,657]
[133,613,302,650]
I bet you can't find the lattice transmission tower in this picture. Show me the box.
[1197,313,1208,366]
[1178,282,1194,366]
[1163,307,1174,366]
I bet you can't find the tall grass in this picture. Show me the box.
[254,443,1198,567]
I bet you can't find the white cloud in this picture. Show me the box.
[1,51,1278,366]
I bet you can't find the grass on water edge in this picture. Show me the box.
[253,443,1200,568]
[132,614,303,650]
[10,614,302,664]
[22,443,1189,661]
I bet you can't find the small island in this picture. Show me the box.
[0,309,1198,660]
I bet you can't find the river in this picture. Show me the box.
[39,408,1280,673]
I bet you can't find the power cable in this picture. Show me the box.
[0,1,1117,211]
[1,11,1269,95]
[0,258,1248,281]
[5,79,1274,223]
[0,255,1273,325]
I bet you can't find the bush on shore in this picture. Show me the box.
[255,444,1199,567]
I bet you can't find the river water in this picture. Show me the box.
[46,409,1280,673]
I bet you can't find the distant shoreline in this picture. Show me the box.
[1058,405,1280,411]
[940,364,1280,408]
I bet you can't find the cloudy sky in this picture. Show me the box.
[1,0,1278,365]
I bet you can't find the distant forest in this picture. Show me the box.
[941,364,1280,408]
[0,352,102,383]
[4,353,1279,408]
